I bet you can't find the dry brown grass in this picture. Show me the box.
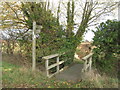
[82,69,118,88]
[2,53,31,68]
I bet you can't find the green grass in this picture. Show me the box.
[73,58,84,64]
[2,61,20,69]
[2,61,118,88]
[2,61,48,88]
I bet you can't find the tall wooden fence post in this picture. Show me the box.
[32,21,36,71]
[45,59,49,77]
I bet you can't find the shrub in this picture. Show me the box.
[92,20,120,75]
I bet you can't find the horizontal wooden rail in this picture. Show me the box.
[47,61,65,70]
[42,53,65,78]
[82,53,93,60]
[42,54,59,60]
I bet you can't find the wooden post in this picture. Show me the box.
[82,60,87,72]
[32,21,36,71]
[57,56,59,72]
[82,53,93,72]
[89,57,92,71]
[45,59,49,77]
[0,33,2,89]
[118,2,120,21]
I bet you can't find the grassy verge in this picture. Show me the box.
[2,61,118,88]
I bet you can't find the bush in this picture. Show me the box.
[92,20,120,75]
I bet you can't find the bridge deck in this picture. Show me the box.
[55,64,84,82]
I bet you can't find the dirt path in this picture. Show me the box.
[55,64,84,82]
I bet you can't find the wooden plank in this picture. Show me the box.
[42,54,59,60]
[47,61,65,70]
[48,68,65,78]
[89,57,92,71]
[45,59,49,77]
[42,52,65,60]
[48,71,58,78]
[82,55,93,72]
[43,52,65,78]
[82,53,93,60]
[32,21,36,71]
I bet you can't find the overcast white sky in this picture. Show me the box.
[83,13,118,41]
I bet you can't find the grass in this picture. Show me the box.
[2,61,47,88]
[2,61,118,88]
[2,61,95,88]
[73,58,84,64]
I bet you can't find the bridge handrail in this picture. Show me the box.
[82,53,93,72]
[42,52,65,78]
[42,52,65,60]
[82,53,93,60]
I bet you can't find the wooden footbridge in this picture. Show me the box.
[42,53,93,82]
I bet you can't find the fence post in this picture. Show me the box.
[57,56,60,73]
[32,21,36,71]
[89,57,92,71]
[45,59,49,77]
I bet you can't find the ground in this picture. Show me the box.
[1,54,118,88]
[56,64,84,82]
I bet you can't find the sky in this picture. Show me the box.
[83,14,118,41]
